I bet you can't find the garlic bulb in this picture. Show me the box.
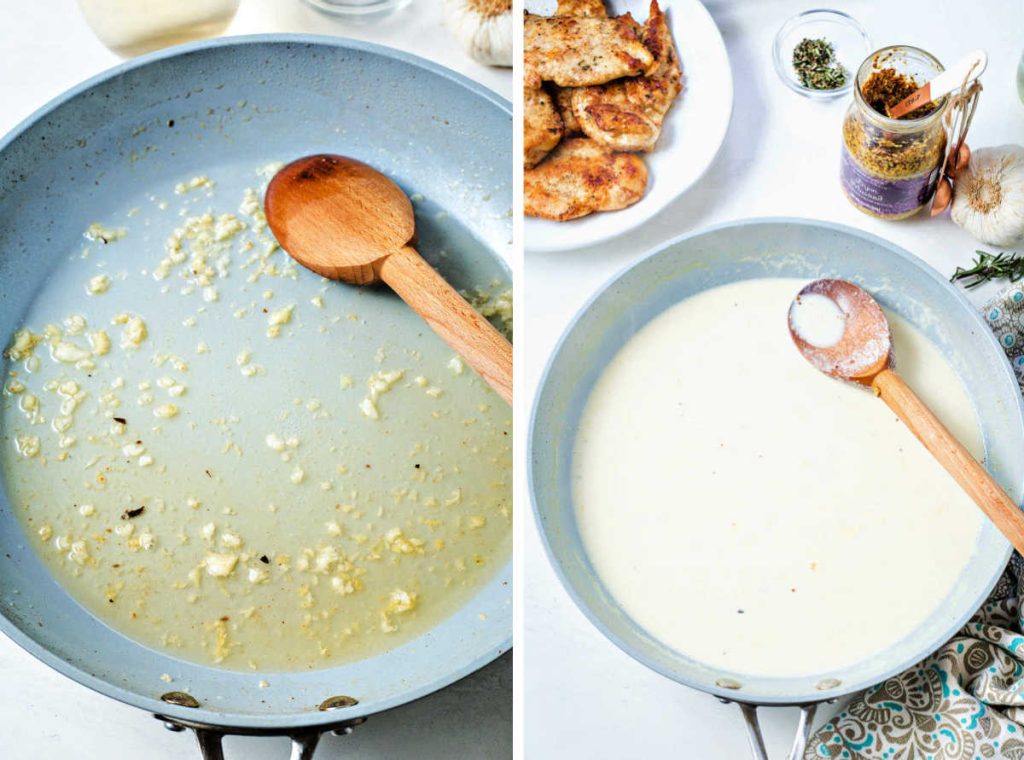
[444,0,512,67]
[951,145,1024,247]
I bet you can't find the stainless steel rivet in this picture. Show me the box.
[815,678,842,691]
[160,691,200,708]
[319,695,358,711]
[715,678,742,690]
[163,721,186,732]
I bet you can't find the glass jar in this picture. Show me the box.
[302,0,411,15]
[78,0,240,58]
[840,46,948,220]
[1017,49,1024,105]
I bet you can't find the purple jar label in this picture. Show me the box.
[840,146,939,217]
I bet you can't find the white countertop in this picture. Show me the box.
[524,0,1024,757]
[0,2,510,759]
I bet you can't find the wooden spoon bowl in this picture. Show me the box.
[788,279,892,384]
[265,155,415,285]
[264,154,512,405]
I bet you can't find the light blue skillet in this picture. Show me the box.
[0,35,511,759]
[529,218,1024,759]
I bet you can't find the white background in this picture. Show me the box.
[0,2,511,759]
[524,0,1024,757]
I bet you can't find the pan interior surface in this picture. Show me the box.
[530,219,1024,705]
[0,36,511,729]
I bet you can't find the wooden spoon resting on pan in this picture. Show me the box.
[264,154,512,405]
[788,278,1024,554]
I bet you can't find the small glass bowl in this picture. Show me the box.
[773,9,872,99]
[302,0,411,16]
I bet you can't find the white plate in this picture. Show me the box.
[524,0,733,253]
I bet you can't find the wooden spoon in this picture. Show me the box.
[788,278,1024,554]
[264,154,512,405]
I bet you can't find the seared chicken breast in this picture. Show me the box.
[554,0,606,17]
[524,138,647,221]
[571,0,682,152]
[524,85,565,168]
[549,0,609,134]
[524,13,655,88]
[552,86,582,135]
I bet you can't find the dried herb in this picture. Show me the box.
[121,506,145,520]
[861,68,937,119]
[951,250,1024,289]
[792,37,847,90]
[842,111,945,182]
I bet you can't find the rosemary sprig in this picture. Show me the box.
[950,250,1024,289]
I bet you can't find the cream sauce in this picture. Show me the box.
[573,277,983,677]
[790,292,847,348]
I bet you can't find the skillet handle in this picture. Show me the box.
[193,728,226,760]
[288,731,323,760]
[188,727,325,759]
[157,715,365,759]
[729,701,818,760]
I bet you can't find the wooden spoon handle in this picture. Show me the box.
[377,245,512,405]
[873,368,1024,553]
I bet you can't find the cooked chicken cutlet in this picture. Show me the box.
[524,85,564,168]
[524,13,655,88]
[571,0,682,152]
[552,86,582,135]
[547,0,605,138]
[524,138,647,221]
[554,0,606,17]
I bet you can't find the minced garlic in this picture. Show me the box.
[15,434,40,458]
[90,330,111,356]
[152,405,179,421]
[52,341,91,364]
[84,223,127,244]
[359,369,405,420]
[205,552,238,577]
[266,305,295,338]
[87,274,111,295]
[68,540,89,565]
[118,316,148,349]
[174,175,215,194]
[5,329,40,361]
[387,589,417,613]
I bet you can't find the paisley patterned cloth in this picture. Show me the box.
[806,285,1024,760]
[982,285,1024,386]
